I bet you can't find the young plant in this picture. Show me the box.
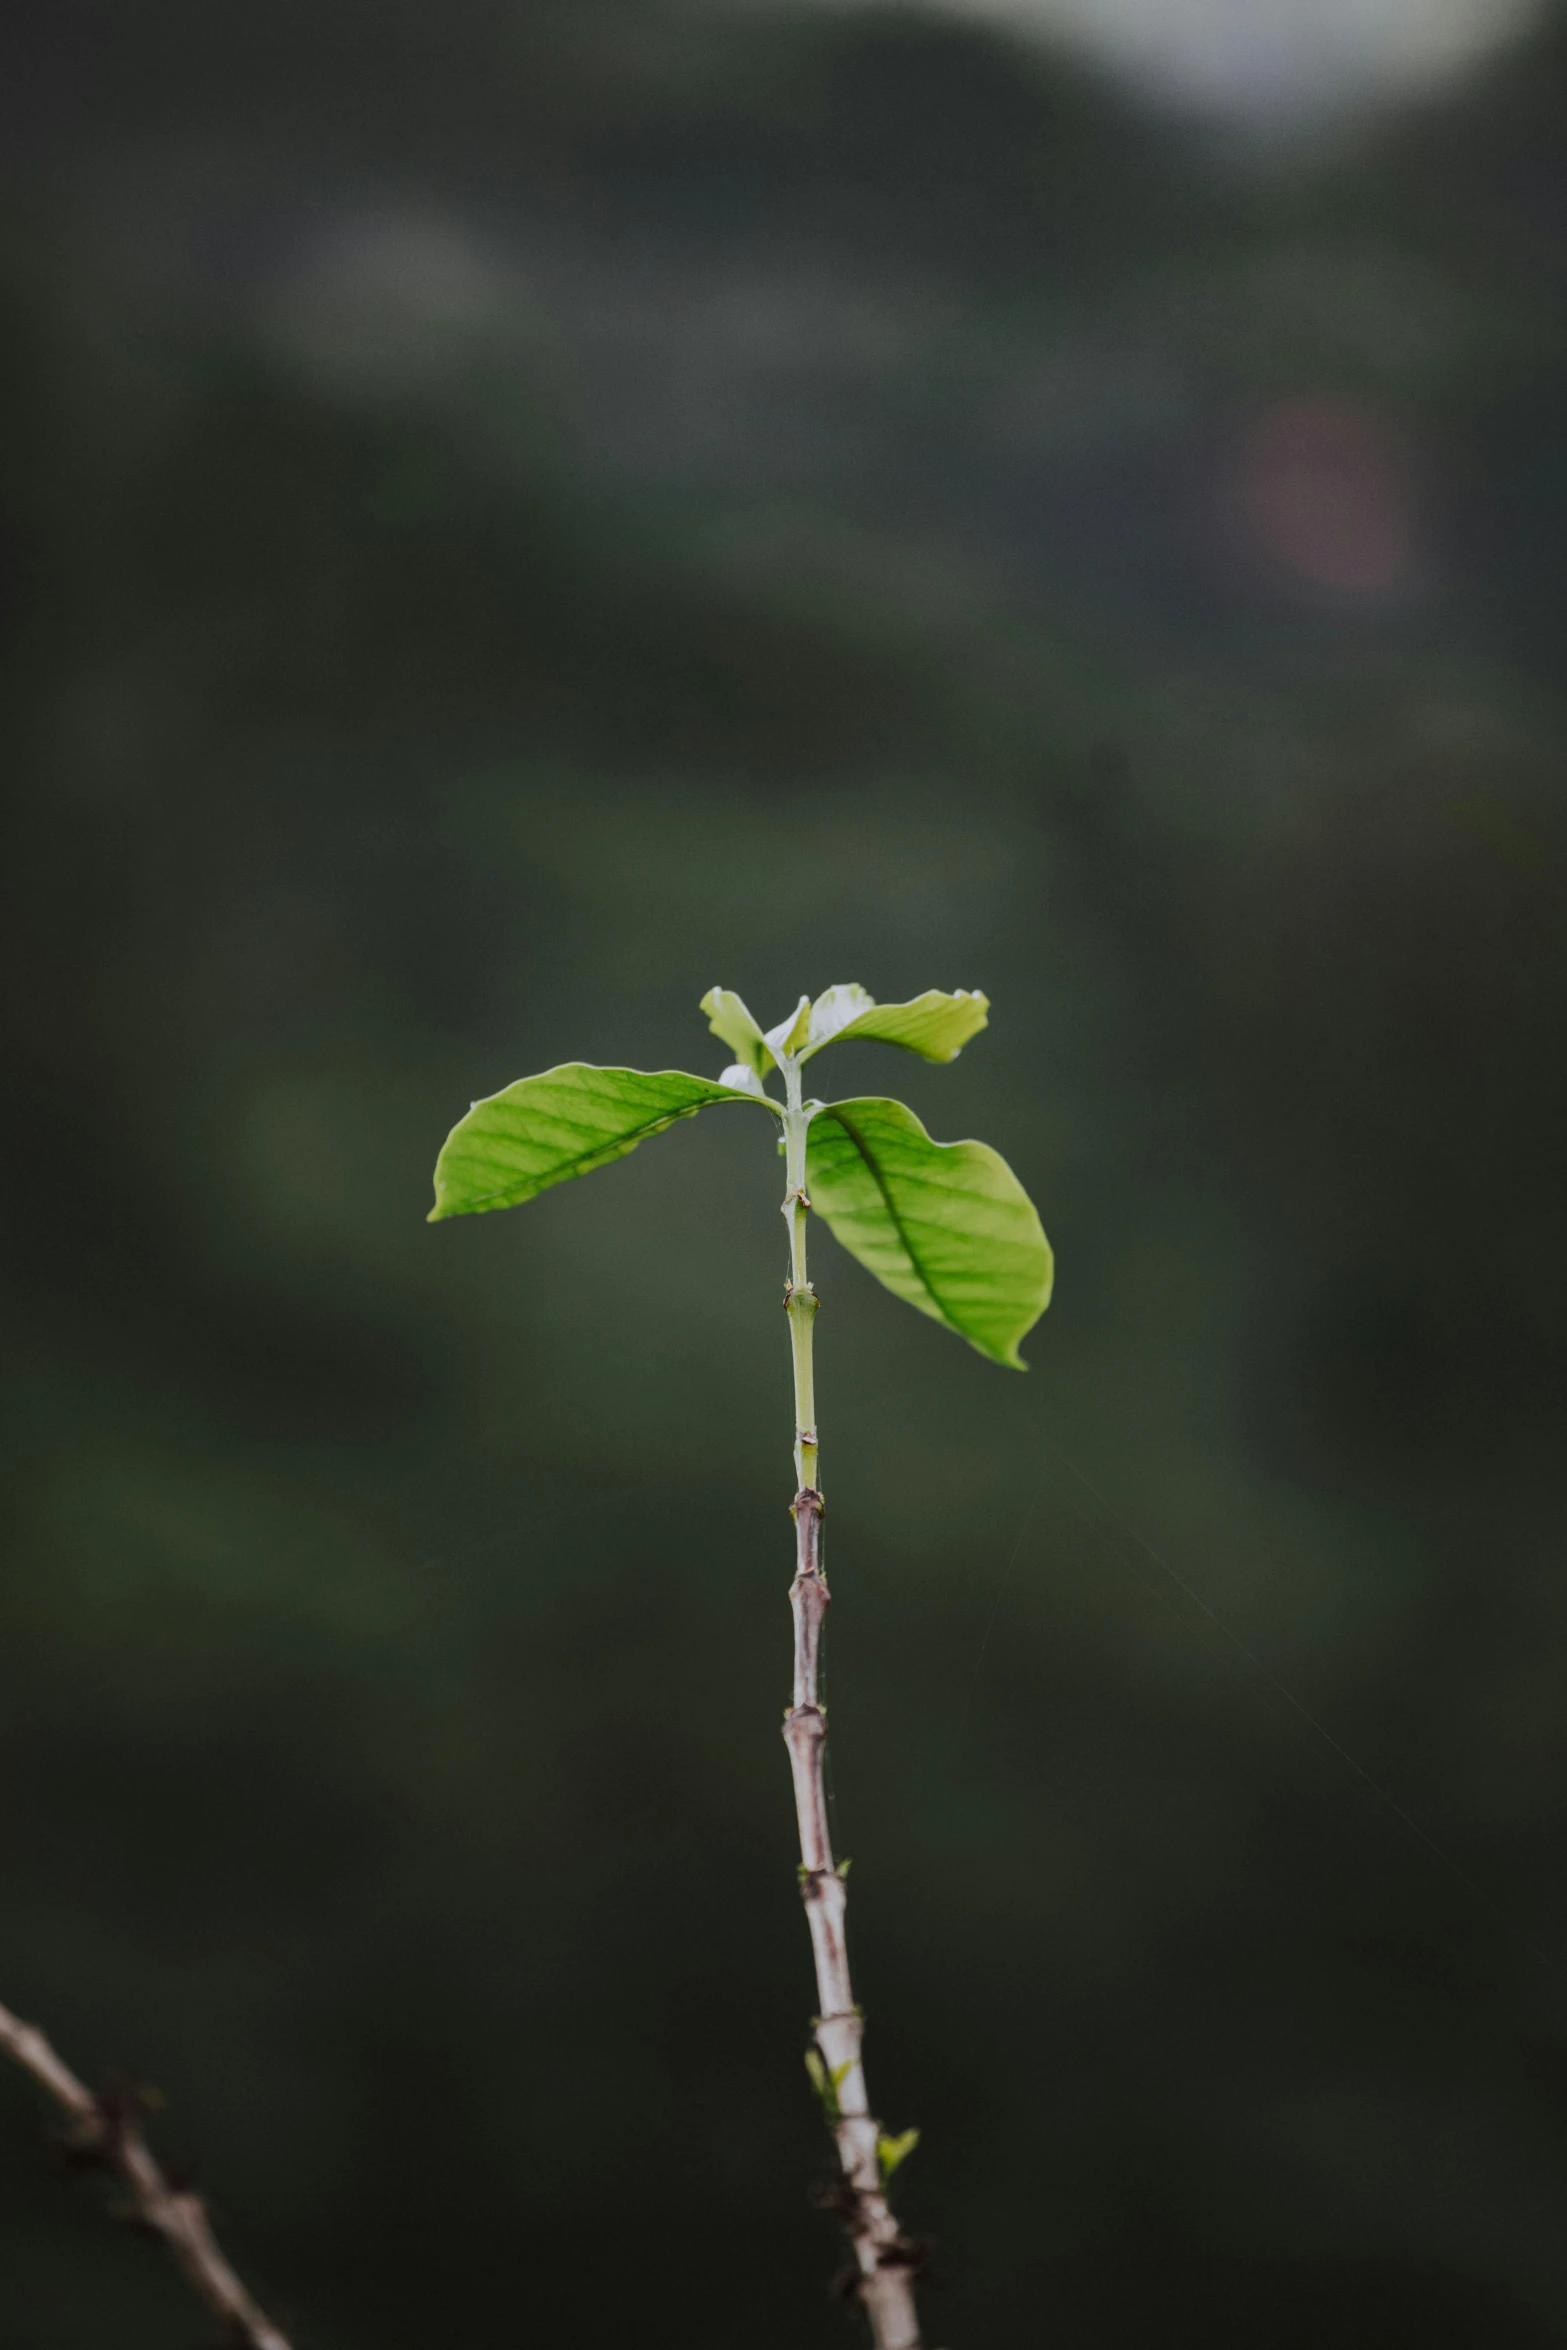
[429,984,1053,2349]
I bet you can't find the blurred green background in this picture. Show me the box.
[2,3,1565,2343]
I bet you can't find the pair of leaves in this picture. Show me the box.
[703,982,989,1078]
[429,987,1053,1369]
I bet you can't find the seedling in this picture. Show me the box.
[430,984,1052,2348]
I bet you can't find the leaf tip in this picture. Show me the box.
[765,993,813,1059]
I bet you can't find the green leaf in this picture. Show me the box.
[806,1097,1052,1367]
[700,986,776,1078]
[802,982,876,1052]
[877,2127,920,2183]
[429,1063,778,1221]
[801,987,989,1065]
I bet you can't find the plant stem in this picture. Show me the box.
[779,1064,923,2350]
[0,1996,291,2350]
[782,1067,818,1492]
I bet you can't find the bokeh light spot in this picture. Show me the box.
[1235,398,1419,595]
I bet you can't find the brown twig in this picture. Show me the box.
[0,1995,292,2350]
[785,1491,924,2350]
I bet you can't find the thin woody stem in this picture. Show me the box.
[0,1996,292,2350]
[779,1065,923,2350]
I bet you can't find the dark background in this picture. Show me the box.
[2,3,1565,2344]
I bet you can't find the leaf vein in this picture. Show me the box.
[448,1102,700,1211]
[815,1109,950,1320]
